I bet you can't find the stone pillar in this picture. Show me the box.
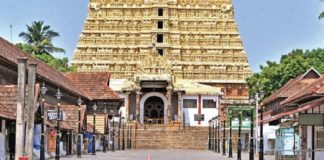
[166,85,173,124]
[25,63,37,160]
[135,91,141,123]
[124,92,130,121]
[15,58,27,160]
[177,92,182,122]
[1,119,6,159]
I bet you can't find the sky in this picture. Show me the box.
[0,0,323,72]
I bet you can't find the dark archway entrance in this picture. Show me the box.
[144,96,164,124]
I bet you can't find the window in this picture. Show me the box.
[183,99,197,108]
[158,21,163,29]
[317,128,324,148]
[157,49,163,56]
[158,8,163,16]
[203,99,216,108]
[226,84,232,95]
[157,34,163,43]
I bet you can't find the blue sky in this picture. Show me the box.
[0,0,323,72]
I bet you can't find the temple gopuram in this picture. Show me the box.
[72,0,252,126]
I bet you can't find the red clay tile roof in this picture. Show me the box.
[64,72,120,100]
[0,37,84,97]
[263,76,318,105]
[281,76,324,105]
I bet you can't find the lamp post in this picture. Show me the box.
[228,110,233,158]
[77,97,82,157]
[208,120,211,150]
[92,103,97,155]
[217,116,221,153]
[223,119,226,156]
[118,111,122,150]
[55,89,63,160]
[103,108,108,152]
[122,116,125,150]
[249,95,255,160]
[110,110,115,152]
[257,91,265,160]
[237,108,242,160]
[40,83,47,160]
[213,117,216,152]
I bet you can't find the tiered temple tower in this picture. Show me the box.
[72,0,252,125]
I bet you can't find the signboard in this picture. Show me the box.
[47,110,64,121]
[194,114,204,121]
[299,113,324,126]
[231,118,251,129]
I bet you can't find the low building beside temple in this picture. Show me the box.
[262,68,324,159]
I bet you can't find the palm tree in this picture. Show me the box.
[19,21,65,55]
[320,0,324,19]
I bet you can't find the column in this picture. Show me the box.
[166,85,173,124]
[15,58,27,160]
[177,92,182,122]
[135,91,141,123]
[26,63,37,160]
[124,92,130,121]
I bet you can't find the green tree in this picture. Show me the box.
[320,0,324,19]
[18,21,65,55]
[247,49,324,96]
[17,21,74,72]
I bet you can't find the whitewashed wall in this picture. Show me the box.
[182,95,220,126]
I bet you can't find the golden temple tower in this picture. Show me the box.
[72,0,252,107]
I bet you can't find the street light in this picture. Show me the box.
[103,108,108,152]
[237,108,242,160]
[122,116,125,150]
[77,97,82,158]
[55,89,62,160]
[118,111,122,150]
[110,109,115,152]
[217,116,220,153]
[228,110,233,158]
[249,94,255,160]
[92,103,97,155]
[257,91,265,160]
[223,118,226,156]
[40,82,47,160]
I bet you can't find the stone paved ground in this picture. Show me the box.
[61,150,275,160]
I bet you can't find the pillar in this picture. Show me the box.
[26,63,37,160]
[15,58,27,160]
[1,119,6,160]
[166,85,173,124]
[177,92,182,122]
[135,91,141,123]
[124,92,130,121]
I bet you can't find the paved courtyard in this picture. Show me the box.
[61,150,275,160]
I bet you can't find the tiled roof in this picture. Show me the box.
[281,76,324,105]
[64,72,120,100]
[0,37,84,97]
[263,76,318,105]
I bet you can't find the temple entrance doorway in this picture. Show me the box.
[144,96,164,124]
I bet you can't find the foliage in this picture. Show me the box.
[16,21,74,72]
[320,0,324,19]
[247,48,324,96]
[33,54,76,72]
[18,21,65,55]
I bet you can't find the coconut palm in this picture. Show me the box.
[320,0,324,19]
[19,21,65,55]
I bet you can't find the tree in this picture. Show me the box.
[17,21,74,72]
[320,0,324,19]
[247,49,324,96]
[18,21,65,55]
